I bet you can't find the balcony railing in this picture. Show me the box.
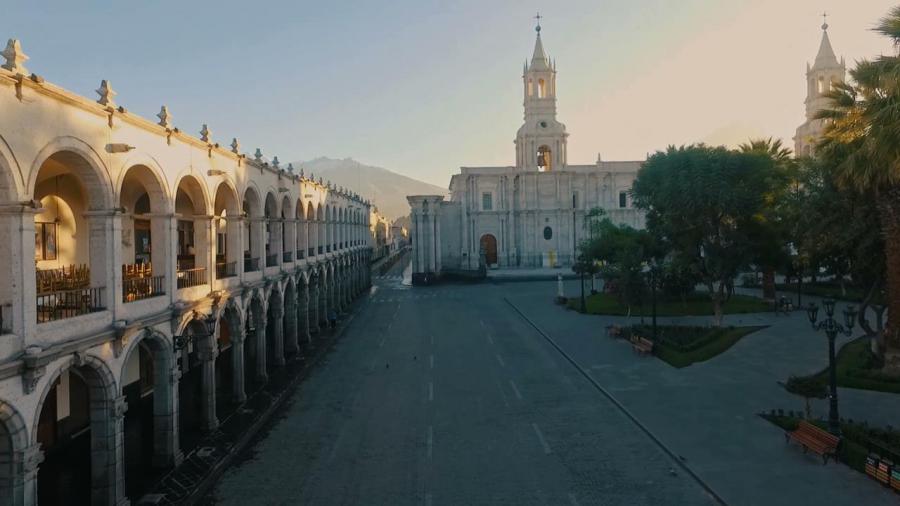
[265,254,278,267]
[176,268,207,289]
[37,287,105,323]
[216,261,237,279]
[283,251,293,263]
[297,249,305,260]
[123,275,165,303]
[308,247,315,257]
[244,257,260,273]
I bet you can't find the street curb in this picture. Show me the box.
[182,304,363,505]
[504,297,729,506]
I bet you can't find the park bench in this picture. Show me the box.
[630,335,654,355]
[784,420,840,464]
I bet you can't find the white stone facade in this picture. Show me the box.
[0,39,379,505]
[409,25,644,279]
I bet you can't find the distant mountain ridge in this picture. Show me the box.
[291,157,447,220]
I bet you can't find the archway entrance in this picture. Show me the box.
[480,234,498,266]
[178,320,206,454]
[36,361,118,505]
[122,335,173,501]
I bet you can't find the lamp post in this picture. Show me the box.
[174,311,218,351]
[642,260,659,341]
[573,195,585,312]
[806,298,857,435]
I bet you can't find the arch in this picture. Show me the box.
[538,78,546,98]
[173,174,209,216]
[28,136,114,210]
[213,180,241,217]
[480,234,498,266]
[242,185,262,217]
[0,134,25,202]
[33,354,120,506]
[0,400,28,506]
[537,145,552,172]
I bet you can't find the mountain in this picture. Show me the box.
[292,157,447,220]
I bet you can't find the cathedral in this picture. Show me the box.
[794,18,846,157]
[407,22,645,281]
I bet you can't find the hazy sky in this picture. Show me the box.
[3,1,897,186]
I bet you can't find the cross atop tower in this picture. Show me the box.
[822,11,828,30]
[534,12,542,33]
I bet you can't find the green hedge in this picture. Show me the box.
[785,338,900,395]
[625,325,765,368]
[567,292,771,316]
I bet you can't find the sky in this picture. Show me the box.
[2,1,897,187]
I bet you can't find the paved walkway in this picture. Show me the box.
[511,279,900,505]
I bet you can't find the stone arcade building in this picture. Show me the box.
[0,39,377,505]
[408,23,645,282]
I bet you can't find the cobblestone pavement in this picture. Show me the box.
[204,270,715,505]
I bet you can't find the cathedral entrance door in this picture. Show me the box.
[480,234,498,266]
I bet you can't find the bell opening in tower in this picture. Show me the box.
[537,145,552,172]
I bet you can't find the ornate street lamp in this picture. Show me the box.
[806,298,857,435]
[173,311,217,351]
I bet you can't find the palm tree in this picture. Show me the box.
[817,6,900,369]
[739,138,794,301]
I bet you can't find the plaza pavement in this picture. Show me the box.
[204,273,899,505]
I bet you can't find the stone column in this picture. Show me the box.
[15,443,42,506]
[309,280,320,334]
[83,210,122,315]
[254,310,268,384]
[284,295,299,356]
[198,344,219,431]
[152,366,183,468]
[319,278,328,330]
[299,282,311,344]
[92,395,128,506]
[230,321,247,404]
[0,205,39,344]
[271,302,285,367]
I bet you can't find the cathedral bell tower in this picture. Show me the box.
[516,15,568,172]
[794,15,846,157]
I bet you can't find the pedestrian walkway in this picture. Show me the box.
[507,280,900,506]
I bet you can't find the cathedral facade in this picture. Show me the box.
[408,24,644,281]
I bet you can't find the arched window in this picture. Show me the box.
[543,226,552,240]
[538,78,546,98]
[537,145,552,172]
[817,76,825,94]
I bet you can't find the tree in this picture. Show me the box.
[581,218,658,316]
[816,6,900,367]
[631,145,779,326]
[785,375,827,420]
[739,138,795,299]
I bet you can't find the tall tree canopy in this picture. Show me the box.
[631,145,779,325]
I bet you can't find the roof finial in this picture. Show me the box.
[822,11,828,31]
[534,12,542,33]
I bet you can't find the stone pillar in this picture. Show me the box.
[254,310,268,384]
[299,282,311,344]
[16,443,42,506]
[0,205,39,346]
[319,277,328,327]
[84,210,122,315]
[198,344,219,431]
[271,302,285,367]
[309,280,320,334]
[230,321,247,404]
[152,366,183,468]
[284,295,299,356]
[92,395,128,506]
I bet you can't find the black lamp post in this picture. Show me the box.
[806,298,857,435]
[573,195,585,313]
[174,311,218,351]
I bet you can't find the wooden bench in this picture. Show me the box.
[630,335,654,355]
[785,420,840,464]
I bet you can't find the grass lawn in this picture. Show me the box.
[626,324,765,368]
[773,282,870,303]
[569,292,771,316]
[787,337,900,395]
